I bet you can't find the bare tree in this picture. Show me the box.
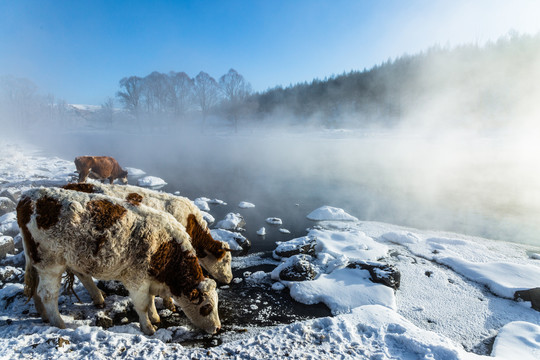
[219,68,252,131]
[169,71,194,118]
[117,76,143,114]
[193,71,220,128]
[141,71,171,113]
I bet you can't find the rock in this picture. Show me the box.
[347,261,401,290]
[13,234,23,251]
[0,189,19,203]
[0,197,16,216]
[274,238,317,258]
[0,212,19,237]
[95,312,113,329]
[211,229,251,255]
[266,217,283,225]
[0,236,15,259]
[279,255,318,281]
[216,213,246,231]
[97,280,129,297]
[514,288,540,311]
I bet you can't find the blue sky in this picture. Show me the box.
[1,0,540,105]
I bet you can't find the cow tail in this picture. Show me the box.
[62,270,82,303]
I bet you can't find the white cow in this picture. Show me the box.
[17,187,221,335]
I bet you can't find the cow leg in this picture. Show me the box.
[126,284,156,335]
[108,177,114,184]
[78,169,89,183]
[33,293,49,322]
[148,295,161,324]
[36,265,66,329]
[73,271,105,308]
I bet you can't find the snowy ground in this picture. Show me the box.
[1,142,540,359]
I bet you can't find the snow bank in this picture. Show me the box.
[136,176,167,188]
[492,321,540,360]
[307,205,359,222]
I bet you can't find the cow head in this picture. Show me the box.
[174,278,220,334]
[198,242,233,284]
[119,169,128,184]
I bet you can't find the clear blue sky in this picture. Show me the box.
[1,0,540,105]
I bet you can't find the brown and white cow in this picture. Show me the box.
[62,183,233,284]
[17,187,220,335]
[74,156,128,184]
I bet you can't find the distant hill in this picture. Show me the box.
[251,32,540,130]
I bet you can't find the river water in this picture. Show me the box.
[33,127,540,249]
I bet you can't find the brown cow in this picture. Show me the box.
[74,156,128,184]
[17,187,221,335]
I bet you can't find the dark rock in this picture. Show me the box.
[95,312,113,329]
[514,287,540,311]
[347,261,401,290]
[234,235,251,255]
[279,256,318,281]
[0,197,16,217]
[97,280,129,297]
[274,239,316,258]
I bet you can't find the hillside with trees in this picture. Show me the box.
[2,32,539,133]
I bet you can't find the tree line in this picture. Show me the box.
[2,32,539,133]
[116,69,252,130]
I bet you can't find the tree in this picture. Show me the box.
[193,71,220,127]
[169,71,194,118]
[141,71,171,113]
[116,76,143,114]
[219,69,252,131]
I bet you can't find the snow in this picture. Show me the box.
[265,217,282,225]
[1,145,540,359]
[216,212,244,231]
[124,167,146,177]
[238,201,255,209]
[209,228,246,251]
[256,227,266,236]
[307,205,359,222]
[136,175,167,188]
[194,197,210,211]
[491,321,540,360]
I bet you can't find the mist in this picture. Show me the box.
[3,35,540,247]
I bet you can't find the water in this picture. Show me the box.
[31,127,540,248]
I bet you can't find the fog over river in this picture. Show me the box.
[25,125,540,250]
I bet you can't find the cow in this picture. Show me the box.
[16,187,221,336]
[62,182,233,312]
[62,183,233,284]
[74,156,128,184]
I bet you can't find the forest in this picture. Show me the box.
[1,32,539,132]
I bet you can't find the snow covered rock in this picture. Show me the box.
[265,217,282,225]
[0,197,15,216]
[194,198,210,211]
[346,261,401,290]
[216,212,245,231]
[0,236,15,259]
[211,228,251,255]
[0,212,18,237]
[274,236,317,259]
[136,176,167,188]
[238,201,255,209]
[256,227,266,236]
[306,205,359,222]
[276,255,319,282]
